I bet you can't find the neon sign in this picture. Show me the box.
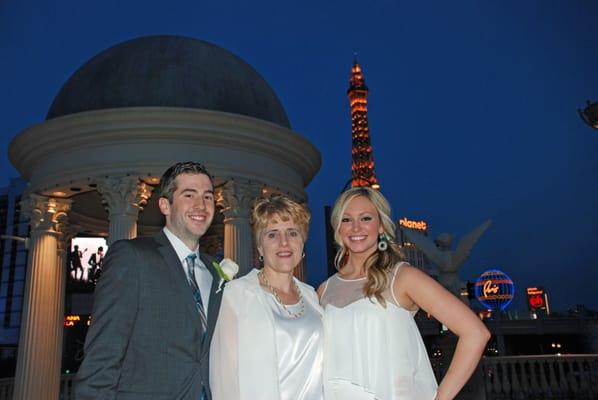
[64,315,80,327]
[399,218,428,231]
[64,314,91,328]
[475,269,515,311]
[527,286,549,314]
[483,280,499,296]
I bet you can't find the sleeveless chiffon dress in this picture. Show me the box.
[320,262,438,400]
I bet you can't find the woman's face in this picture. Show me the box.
[258,216,305,275]
[338,196,383,256]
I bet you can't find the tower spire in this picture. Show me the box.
[347,57,380,189]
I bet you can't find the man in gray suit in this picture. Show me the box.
[76,162,223,399]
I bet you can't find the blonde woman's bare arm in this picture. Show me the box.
[394,265,490,400]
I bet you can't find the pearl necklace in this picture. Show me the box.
[258,270,305,318]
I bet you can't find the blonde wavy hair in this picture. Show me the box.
[252,195,311,247]
[331,187,403,306]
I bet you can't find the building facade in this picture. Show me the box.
[396,217,430,272]
[0,178,28,376]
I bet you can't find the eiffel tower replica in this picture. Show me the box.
[348,56,380,189]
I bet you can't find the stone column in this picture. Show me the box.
[216,180,260,276]
[13,194,71,400]
[97,176,153,244]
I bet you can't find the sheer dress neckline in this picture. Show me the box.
[325,296,404,311]
[320,263,408,309]
[335,274,367,282]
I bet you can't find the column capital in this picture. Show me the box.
[96,176,153,217]
[21,194,72,234]
[56,222,83,256]
[216,179,261,221]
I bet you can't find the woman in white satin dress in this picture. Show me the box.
[318,187,490,400]
[210,195,324,400]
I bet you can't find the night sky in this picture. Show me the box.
[2,1,597,311]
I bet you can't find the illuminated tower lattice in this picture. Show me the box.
[348,57,380,189]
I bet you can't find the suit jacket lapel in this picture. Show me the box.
[154,231,223,358]
[155,232,203,324]
[200,252,224,359]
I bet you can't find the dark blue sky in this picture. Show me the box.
[2,1,597,311]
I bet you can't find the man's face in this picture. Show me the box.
[158,173,215,250]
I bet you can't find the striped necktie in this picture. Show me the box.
[185,253,207,333]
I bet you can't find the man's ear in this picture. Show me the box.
[158,197,171,216]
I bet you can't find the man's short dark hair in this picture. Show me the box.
[158,162,214,203]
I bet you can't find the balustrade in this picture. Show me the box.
[0,374,74,400]
[481,355,598,400]
[0,356,596,399]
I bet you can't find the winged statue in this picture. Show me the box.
[403,219,491,296]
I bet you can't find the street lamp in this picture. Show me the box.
[1,234,29,249]
[578,100,598,130]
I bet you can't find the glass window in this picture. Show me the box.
[12,282,24,296]
[15,252,27,265]
[11,296,21,311]
[4,328,19,343]
[14,267,25,281]
[10,311,22,326]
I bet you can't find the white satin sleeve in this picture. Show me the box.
[209,288,240,400]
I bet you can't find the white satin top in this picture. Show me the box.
[320,262,438,400]
[210,269,324,400]
[265,294,324,400]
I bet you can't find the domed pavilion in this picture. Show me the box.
[8,35,320,399]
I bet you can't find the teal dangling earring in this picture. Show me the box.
[377,232,389,251]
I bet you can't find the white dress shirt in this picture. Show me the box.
[163,227,213,314]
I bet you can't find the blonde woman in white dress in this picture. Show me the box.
[210,195,324,400]
[318,187,490,400]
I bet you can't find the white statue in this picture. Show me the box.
[404,220,491,296]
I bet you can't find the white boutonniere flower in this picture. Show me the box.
[213,258,239,293]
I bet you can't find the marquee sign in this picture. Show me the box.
[527,286,550,314]
[64,314,91,328]
[474,269,515,311]
[399,218,428,231]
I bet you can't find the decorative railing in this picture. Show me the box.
[0,356,597,399]
[60,374,75,399]
[0,373,75,400]
[480,355,598,400]
[0,377,12,400]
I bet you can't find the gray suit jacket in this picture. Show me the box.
[75,231,224,400]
